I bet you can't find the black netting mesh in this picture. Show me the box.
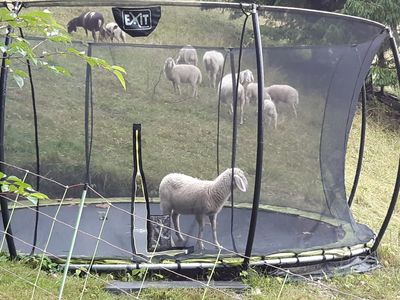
[1,3,388,259]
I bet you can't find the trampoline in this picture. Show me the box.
[0,0,399,277]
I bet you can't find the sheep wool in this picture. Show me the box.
[203,50,225,88]
[164,57,202,98]
[159,168,248,250]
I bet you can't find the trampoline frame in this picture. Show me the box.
[0,1,398,274]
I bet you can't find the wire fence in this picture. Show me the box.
[0,161,368,299]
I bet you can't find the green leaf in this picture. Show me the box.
[14,69,29,78]
[26,195,38,206]
[29,192,48,200]
[0,172,6,179]
[1,184,9,192]
[7,176,23,182]
[12,69,27,84]
[113,70,126,90]
[111,65,127,74]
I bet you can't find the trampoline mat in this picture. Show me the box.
[0,202,374,259]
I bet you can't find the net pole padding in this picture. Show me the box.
[348,84,367,207]
[0,2,23,260]
[371,30,400,253]
[58,184,88,300]
[243,4,264,268]
[135,124,152,251]
[130,124,139,255]
[65,244,372,272]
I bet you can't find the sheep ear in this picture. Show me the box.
[234,174,247,192]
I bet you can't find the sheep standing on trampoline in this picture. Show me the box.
[159,168,248,250]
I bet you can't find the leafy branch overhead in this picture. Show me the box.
[0,172,48,205]
[0,8,126,89]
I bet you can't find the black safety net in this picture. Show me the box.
[0,3,389,262]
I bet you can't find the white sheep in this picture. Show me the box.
[245,82,278,129]
[159,168,248,250]
[218,73,246,124]
[99,22,126,43]
[239,69,255,88]
[202,50,224,88]
[164,57,202,98]
[176,45,198,66]
[264,97,278,129]
[265,84,299,118]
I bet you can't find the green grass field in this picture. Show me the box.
[1,4,400,299]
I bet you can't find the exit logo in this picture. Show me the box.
[122,9,152,30]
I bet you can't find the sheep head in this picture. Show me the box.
[164,57,175,71]
[67,20,77,33]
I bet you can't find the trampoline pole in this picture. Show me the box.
[0,26,17,260]
[84,44,93,190]
[371,31,400,253]
[58,184,88,300]
[243,4,264,268]
[348,84,367,207]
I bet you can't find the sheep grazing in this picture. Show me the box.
[176,45,198,66]
[164,57,202,98]
[202,50,224,88]
[265,84,299,118]
[264,97,278,129]
[67,11,104,42]
[245,82,278,129]
[99,22,126,43]
[159,168,248,250]
[239,69,255,88]
[218,73,246,124]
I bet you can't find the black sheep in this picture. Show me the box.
[67,11,104,42]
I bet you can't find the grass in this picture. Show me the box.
[1,4,400,300]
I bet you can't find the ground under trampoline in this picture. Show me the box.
[0,201,374,263]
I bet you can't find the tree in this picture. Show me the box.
[0,7,126,89]
[237,0,346,11]
[343,0,400,94]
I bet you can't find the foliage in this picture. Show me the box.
[343,0,400,92]
[0,171,47,205]
[0,7,126,89]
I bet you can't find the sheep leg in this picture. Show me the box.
[211,73,216,89]
[240,99,245,125]
[91,30,97,42]
[176,84,182,95]
[292,103,298,118]
[171,211,185,242]
[209,214,220,248]
[195,214,205,250]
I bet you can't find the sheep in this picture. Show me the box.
[176,45,198,66]
[202,50,224,89]
[67,11,104,42]
[265,84,299,118]
[164,57,202,98]
[264,97,278,129]
[99,22,126,43]
[218,73,246,124]
[159,168,248,250]
[245,82,278,129]
[239,69,255,88]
